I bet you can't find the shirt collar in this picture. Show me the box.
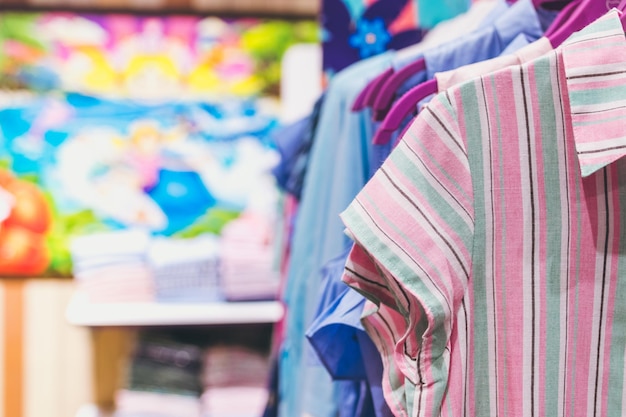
[562,9,626,177]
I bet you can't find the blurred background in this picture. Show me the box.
[0,0,438,414]
[0,1,320,416]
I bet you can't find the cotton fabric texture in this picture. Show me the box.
[342,10,626,417]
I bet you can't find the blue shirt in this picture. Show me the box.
[307,284,393,417]
[306,251,367,379]
[271,116,311,193]
[391,0,553,95]
[422,0,549,80]
[278,52,394,417]
[285,96,325,200]
[401,0,554,125]
[391,0,510,70]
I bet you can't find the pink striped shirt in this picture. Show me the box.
[341,10,626,417]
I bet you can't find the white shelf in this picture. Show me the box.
[66,292,284,327]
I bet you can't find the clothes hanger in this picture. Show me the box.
[370,0,585,120]
[371,78,438,145]
[364,68,395,109]
[532,0,560,8]
[372,0,623,146]
[352,68,394,111]
[533,0,576,11]
[370,0,541,120]
[352,81,374,111]
[370,57,426,121]
[546,0,609,48]
[373,0,625,147]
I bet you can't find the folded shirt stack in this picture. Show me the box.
[115,335,204,417]
[201,387,268,417]
[70,229,155,303]
[201,345,270,417]
[148,236,222,303]
[115,390,202,417]
[218,213,280,301]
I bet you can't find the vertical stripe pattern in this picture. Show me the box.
[340,10,626,417]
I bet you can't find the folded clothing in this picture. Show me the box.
[148,236,219,266]
[149,236,223,303]
[201,344,270,417]
[201,386,268,417]
[219,281,280,302]
[70,229,151,260]
[71,230,155,303]
[127,360,202,396]
[219,214,280,301]
[125,336,204,397]
[75,263,155,303]
[115,389,201,417]
[203,345,270,388]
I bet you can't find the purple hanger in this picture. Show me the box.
[533,0,575,12]
[352,68,394,111]
[372,78,438,145]
[547,0,609,48]
[371,57,427,121]
[532,0,546,8]
[352,82,373,111]
[544,0,582,37]
[364,68,395,108]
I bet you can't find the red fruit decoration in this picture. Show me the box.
[3,179,53,234]
[0,226,50,275]
[0,169,52,276]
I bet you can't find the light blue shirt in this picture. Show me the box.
[391,0,510,70]
[423,0,548,80]
[278,52,394,417]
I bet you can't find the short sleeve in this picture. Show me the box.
[340,92,474,416]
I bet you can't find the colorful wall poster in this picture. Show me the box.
[0,11,317,278]
[0,12,318,98]
[0,92,281,277]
